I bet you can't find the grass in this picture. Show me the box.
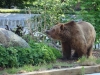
[0,62,73,74]
[96,58,100,64]
[77,56,100,66]
[81,66,85,75]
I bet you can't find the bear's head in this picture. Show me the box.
[45,21,76,41]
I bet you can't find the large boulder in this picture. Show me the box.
[0,28,30,48]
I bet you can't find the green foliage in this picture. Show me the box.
[96,58,100,64]
[0,41,61,68]
[0,46,9,67]
[0,46,19,67]
[0,0,36,9]
[78,56,87,64]
[16,47,34,66]
[81,66,85,75]
[29,41,62,65]
[30,0,77,27]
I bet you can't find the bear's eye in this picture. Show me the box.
[52,29,55,32]
[64,28,68,31]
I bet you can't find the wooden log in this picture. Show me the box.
[12,65,100,75]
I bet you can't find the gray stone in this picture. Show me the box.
[0,28,30,48]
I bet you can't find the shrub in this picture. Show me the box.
[16,47,34,67]
[0,41,61,68]
[29,41,62,65]
[0,46,19,67]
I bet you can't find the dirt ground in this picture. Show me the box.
[92,50,100,58]
[56,50,100,67]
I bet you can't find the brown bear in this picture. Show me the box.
[45,21,96,60]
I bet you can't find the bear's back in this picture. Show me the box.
[77,21,95,36]
[77,21,96,47]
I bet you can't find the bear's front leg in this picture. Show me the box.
[61,42,71,60]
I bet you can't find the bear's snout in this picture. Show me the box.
[45,30,49,35]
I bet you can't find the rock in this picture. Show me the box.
[17,70,27,74]
[80,61,96,66]
[2,72,9,75]
[0,28,30,48]
[53,65,61,69]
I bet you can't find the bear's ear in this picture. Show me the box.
[65,21,76,26]
[60,24,64,30]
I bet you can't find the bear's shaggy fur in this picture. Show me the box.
[46,21,96,59]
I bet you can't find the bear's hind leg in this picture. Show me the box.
[87,45,93,58]
[76,48,87,58]
[72,51,79,58]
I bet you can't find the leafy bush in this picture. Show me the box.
[0,41,61,68]
[16,47,34,67]
[29,41,62,65]
[0,46,19,67]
